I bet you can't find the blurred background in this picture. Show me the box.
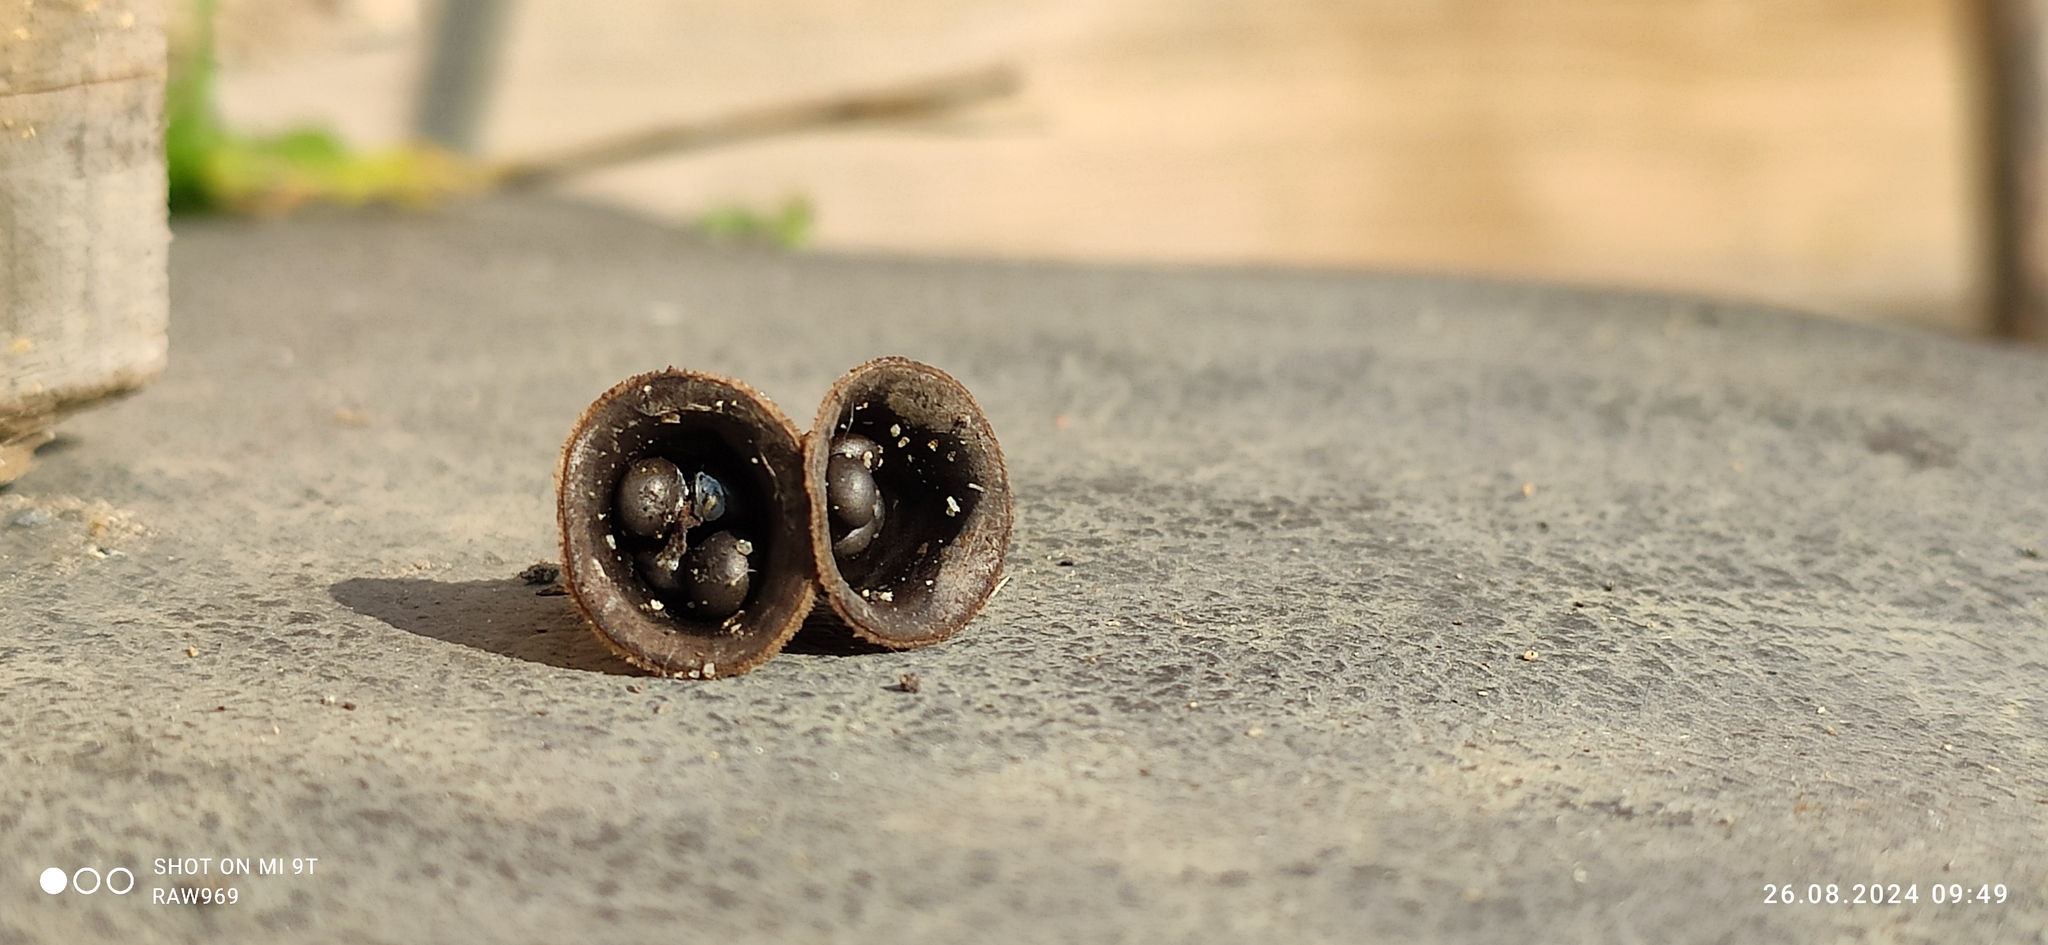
[195,0,1990,333]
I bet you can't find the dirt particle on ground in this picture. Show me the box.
[1863,420,1958,470]
[894,672,921,694]
[185,646,199,658]
[0,494,146,564]
[1521,650,1540,662]
[519,562,561,585]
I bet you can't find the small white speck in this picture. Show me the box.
[897,437,910,448]
[703,663,716,678]
[966,483,983,492]
[878,590,894,602]
[735,540,754,555]
[604,534,617,549]
[945,496,960,516]
[642,385,652,393]
[927,440,938,451]
[688,669,700,679]
[648,599,665,611]
[925,579,934,586]
[889,424,901,437]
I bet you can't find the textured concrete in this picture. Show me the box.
[2,197,2046,944]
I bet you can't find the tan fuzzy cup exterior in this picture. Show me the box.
[805,357,1012,650]
[556,369,814,678]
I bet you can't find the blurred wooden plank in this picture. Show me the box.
[215,1,1987,331]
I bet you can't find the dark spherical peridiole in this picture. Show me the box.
[557,369,814,678]
[825,433,885,557]
[679,530,752,617]
[804,357,1012,649]
[616,457,687,539]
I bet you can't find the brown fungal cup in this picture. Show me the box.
[805,357,1012,648]
[557,369,815,678]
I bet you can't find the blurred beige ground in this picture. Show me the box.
[212,0,1986,332]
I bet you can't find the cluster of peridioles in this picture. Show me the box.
[556,358,1012,679]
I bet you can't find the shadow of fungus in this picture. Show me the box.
[330,577,647,676]
[783,605,894,657]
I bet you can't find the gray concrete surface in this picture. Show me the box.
[3,197,2047,944]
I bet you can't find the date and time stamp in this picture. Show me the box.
[1763,881,2012,907]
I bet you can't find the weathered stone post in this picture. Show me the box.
[0,0,169,483]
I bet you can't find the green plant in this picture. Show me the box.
[165,0,482,216]
[696,195,815,249]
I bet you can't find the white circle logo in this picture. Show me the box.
[38,868,65,895]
